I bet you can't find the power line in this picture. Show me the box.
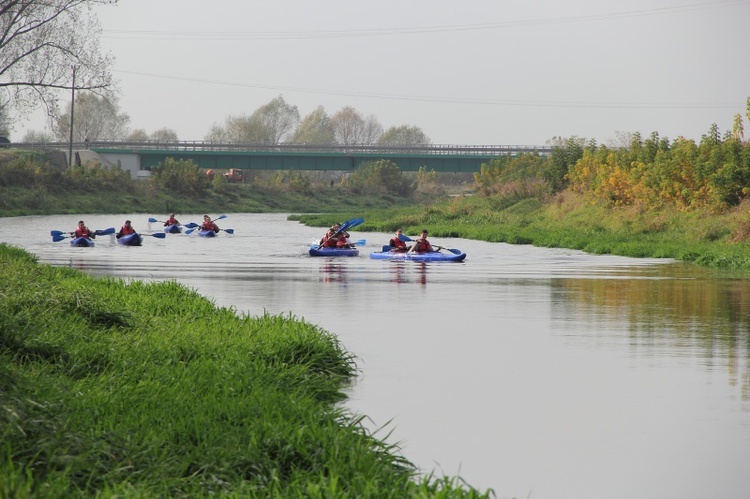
[114,69,739,110]
[103,1,749,40]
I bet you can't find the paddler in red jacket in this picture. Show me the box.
[201,215,220,233]
[408,229,433,253]
[71,220,95,239]
[389,229,408,252]
[116,220,136,239]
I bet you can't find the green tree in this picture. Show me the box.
[377,125,431,146]
[53,91,129,141]
[544,136,585,192]
[345,159,414,196]
[0,0,116,122]
[733,113,744,142]
[149,157,210,195]
[292,106,334,144]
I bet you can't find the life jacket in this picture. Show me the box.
[118,225,135,236]
[390,237,406,249]
[201,222,218,232]
[74,227,92,238]
[413,238,431,253]
[165,216,178,226]
[322,233,338,248]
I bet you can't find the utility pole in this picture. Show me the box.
[68,65,76,167]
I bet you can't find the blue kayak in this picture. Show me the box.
[309,246,360,257]
[164,224,182,234]
[199,230,218,238]
[117,233,143,246]
[70,236,95,247]
[370,249,466,262]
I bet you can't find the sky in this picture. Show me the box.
[15,0,750,146]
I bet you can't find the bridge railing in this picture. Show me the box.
[9,140,551,156]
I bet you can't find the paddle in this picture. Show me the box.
[316,217,365,249]
[146,232,167,239]
[51,227,114,238]
[398,233,463,255]
[184,227,233,235]
[184,215,228,230]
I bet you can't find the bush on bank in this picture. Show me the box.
[0,244,490,497]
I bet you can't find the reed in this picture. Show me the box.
[0,244,491,497]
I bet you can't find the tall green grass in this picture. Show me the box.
[0,244,491,497]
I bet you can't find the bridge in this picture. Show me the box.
[12,140,552,178]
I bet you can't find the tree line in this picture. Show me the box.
[475,99,750,213]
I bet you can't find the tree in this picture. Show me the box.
[0,0,116,123]
[0,97,11,136]
[206,96,299,144]
[330,106,382,146]
[21,129,54,142]
[150,127,178,142]
[53,91,129,141]
[378,125,431,146]
[126,129,149,141]
[732,113,744,142]
[252,95,299,144]
[291,105,334,144]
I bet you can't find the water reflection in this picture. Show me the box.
[552,277,750,401]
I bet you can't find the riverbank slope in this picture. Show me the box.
[0,244,488,497]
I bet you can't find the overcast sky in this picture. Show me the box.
[18,0,750,146]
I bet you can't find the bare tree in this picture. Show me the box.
[125,128,148,141]
[330,106,382,146]
[0,0,117,124]
[53,91,129,141]
[253,95,299,144]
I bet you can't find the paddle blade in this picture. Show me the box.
[352,239,366,246]
[147,217,160,223]
[215,214,227,221]
[223,228,234,234]
[96,227,115,236]
[184,227,196,235]
[52,235,67,242]
[149,232,167,238]
[446,248,463,255]
[50,230,66,237]
[185,222,199,229]
[398,234,414,242]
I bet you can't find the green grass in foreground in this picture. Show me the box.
[291,192,750,273]
[0,244,490,498]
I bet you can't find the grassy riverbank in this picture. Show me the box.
[0,244,489,497]
[292,191,750,272]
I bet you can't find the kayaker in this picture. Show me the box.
[408,229,433,253]
[71,220,95,239]
[201,215,220,233]
[389,229,408,252]
[116,220,136,239]
[320,226,340,248]
[163,213,180,227]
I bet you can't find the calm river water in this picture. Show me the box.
[2,213,749,499]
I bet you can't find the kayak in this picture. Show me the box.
[309,246,360,257]
[70,236,95,247]
[117,233,143,246]
[370,249,466,262]
[199,230,218,238]
[164,224,182,234]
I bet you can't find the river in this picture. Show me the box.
[2,212,749,499]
